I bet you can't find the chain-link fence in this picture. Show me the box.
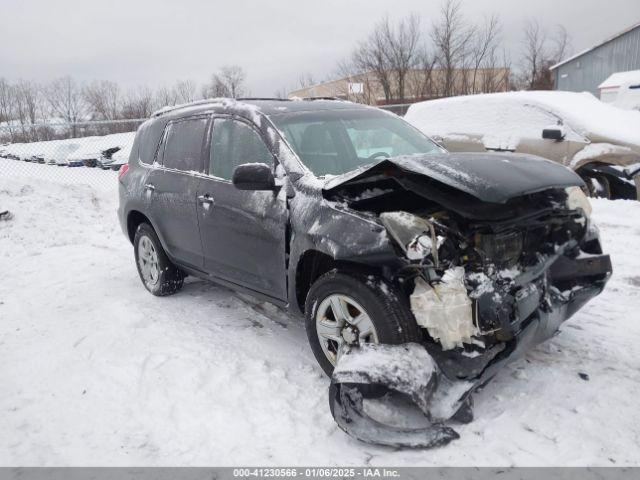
[0,119,145,190]
[0,104,413,191]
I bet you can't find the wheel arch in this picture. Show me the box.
[293,249,383,315]
[574,159,640,200]
[126,210,153,244]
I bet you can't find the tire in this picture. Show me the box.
[305,270,423,376]
[582,174,611,199]
[133,223,184,296]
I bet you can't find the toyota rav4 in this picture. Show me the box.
[117,98,611,394]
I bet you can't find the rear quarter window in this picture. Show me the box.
[161,117,208,172]
[138,120,168,165]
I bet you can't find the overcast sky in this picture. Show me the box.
[2,0,639,96]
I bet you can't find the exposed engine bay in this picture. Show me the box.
[322,157,612,447]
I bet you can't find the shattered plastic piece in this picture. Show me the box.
[329,383,459,448]
[329,344,461,448]
[410,268,477,350]
[332,343,438,413]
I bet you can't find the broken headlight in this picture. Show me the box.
[380,211,439,264]
[474,230,523,269]
[566,186,592,217]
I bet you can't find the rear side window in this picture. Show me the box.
[161,117,208,172]
[209,118,273,180]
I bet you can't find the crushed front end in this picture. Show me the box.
[323,159,612,446]
[397,187,612,383]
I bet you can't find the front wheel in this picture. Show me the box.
[133,223,184,296]
[305,270,423,376]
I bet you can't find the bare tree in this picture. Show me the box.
[173,79,199,104]
[298,73,316,89]
[480,47,511,93]
[155,86,178,109]
[469,14,501,93]
[431,0,476,97]
[122,86,155,119]
[408,47,437,100]
[350,18,394,102]
[0,79,15,124]
[382,14,421,101]
[518,19,571,90]
[13,81,44,140]
[551,24,571,64]
[273,86,290,99]
[83,80,121,121]
[44,76,85,136]
[520,18,547,89]
[0,79,18,141]
[204,65,247,98]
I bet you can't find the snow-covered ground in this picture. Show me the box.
[1,158,639,466]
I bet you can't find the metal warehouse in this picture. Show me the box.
[551,22,640,96]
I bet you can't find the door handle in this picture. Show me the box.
[144,183,155,191]
[197,194,214,205]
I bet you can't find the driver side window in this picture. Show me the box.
[209,118,273,181]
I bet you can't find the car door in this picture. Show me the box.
[196,116,288,301]
[501,103,579,163]
[144,116,208,269]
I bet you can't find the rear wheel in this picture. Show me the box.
[134,223,184,296]
[305,270,422,376]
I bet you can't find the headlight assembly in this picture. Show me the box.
[379,211,439,265]
[566,186,592,217]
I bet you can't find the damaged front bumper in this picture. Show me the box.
[330,229,612,448]
[430,243,611,381]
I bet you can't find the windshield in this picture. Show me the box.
[270,108,442,176]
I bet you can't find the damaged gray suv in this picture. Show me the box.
[118,98,611,445]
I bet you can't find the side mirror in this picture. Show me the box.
[232,163,277,191]
[542,126,565,141]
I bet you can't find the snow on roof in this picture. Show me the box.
[599,70,640,89]
[405,90,640,149]
[550,22,640,70]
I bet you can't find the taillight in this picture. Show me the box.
[118,163,129,180]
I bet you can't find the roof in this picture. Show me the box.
[598,70,640,89]
[550,21,640,70]
[151,97,364,120]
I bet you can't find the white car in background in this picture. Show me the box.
[105,139,133,171]
[66,132,135,168]
[599,70,640,111]
[405,91,640,200]
[48,141,82,166]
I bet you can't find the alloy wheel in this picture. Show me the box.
[315,294,379,366]
[137,235,160,287]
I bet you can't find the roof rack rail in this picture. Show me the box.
[300,96,345,101]
[236,97,290,101]
[151,98,225,118]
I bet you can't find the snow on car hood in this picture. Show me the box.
[323,152,584,204]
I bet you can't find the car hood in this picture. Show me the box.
[323,152,584,204]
